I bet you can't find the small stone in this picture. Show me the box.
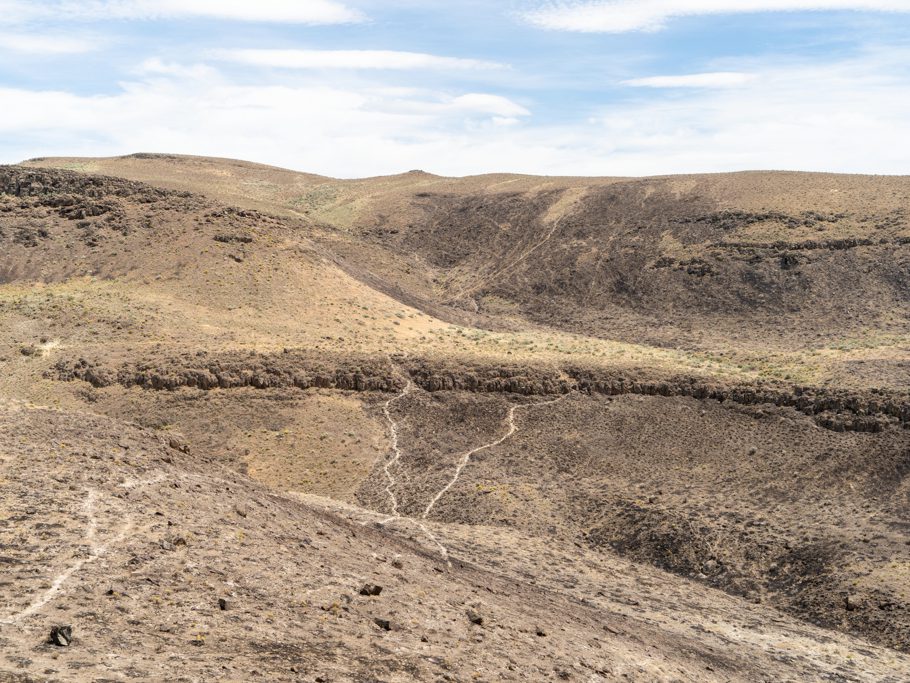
[845,594,864,611]
[359,584,382,597]
[466,609,483,626]
[167,436,190,454]
[535,627,547,637]
[218,598,228,611]
[49,625,73,647]
[373,618,391,631]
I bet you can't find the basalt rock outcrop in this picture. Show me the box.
[53,353,910,433]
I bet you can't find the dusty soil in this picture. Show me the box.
[2,156,910,680]
[2,402,910,682]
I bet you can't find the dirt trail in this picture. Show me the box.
[368,387,572,566]
[1,489,130,625]
[370,379,452,563]
[361,379,571,567]
[422,393,572,519]
[380,379,414,518]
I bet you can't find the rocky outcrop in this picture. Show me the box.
[52,353,910,433]
[0,167,209,242]
[53,352,400,393]
[564,369,906,432]
[405,359,572,396]
[676,209,845,231]
[717,236,910,252]
[0,166,191,203]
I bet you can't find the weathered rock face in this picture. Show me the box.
[52,353,910,433]
[52,352,401,394]
[0,167,187,203]
[0,167,215,266]
[404,359,572,396]
[564,369,906,433]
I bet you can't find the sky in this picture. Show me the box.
[0,0,909,177]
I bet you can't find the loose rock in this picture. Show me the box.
[49,625,73,647]
[466,608,484,626]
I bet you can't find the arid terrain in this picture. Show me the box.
[2,154,909,681]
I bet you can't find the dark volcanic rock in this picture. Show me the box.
[49,625,73,647]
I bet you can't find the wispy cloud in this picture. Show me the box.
[622,72,754,88]
[0,0,365,25]
[0,3,907,177]
[586,50,910,174]
[2,50,909,177]
[449,94,530,117]
[212,49,507,71]
[0,31,99,54]
[135,58,219,79]
[523,1,910,33]
[0,64,533,177]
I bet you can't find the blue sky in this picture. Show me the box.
[0,0,909,177]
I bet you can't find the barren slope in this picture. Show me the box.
[25,155,910,388]
[3,402,910,682]
[3,157,910,679]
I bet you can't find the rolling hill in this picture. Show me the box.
[2,155,909,681]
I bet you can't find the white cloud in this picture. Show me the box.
[212,49,506,71]
[0,65,533,177]
[448,94,530,117]
[0,0,364,24]
[523,1,910,33]
[135,57,219,79]
[0,31,98,54]
[1,51,909,178]
[622,72,755,88]
[584,51,910,175]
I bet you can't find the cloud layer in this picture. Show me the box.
[213,49,506,71]
[524,1,910,32]
[2,51,908,177]
[622,72,754,88]
[0,31,99,54]
[0,0,364,24]
[0,3,907,177]
[0,64,534,177]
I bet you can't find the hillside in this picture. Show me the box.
[2,156,910,680]
[6,402,910,681]
[24,155,910,388]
